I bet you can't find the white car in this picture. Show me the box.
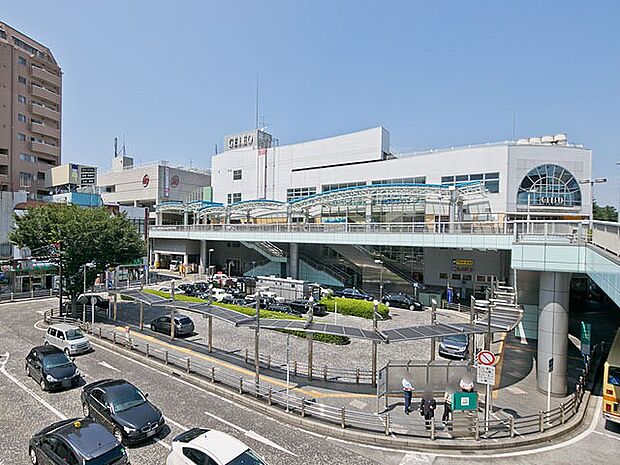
[166,428,268,465]
[211,288,233,302]
[45,323,91,355]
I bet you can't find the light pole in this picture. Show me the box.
[372,299,379,386]
[81,262,95,324]
[430,298,437,361]
[374,259,384,300]
[254,288,260,387]
[579,178,607,226]
[306,295,314,381]
[208,248,214,277]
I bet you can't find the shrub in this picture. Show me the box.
[320,295,389,319]
[143,289,349,344]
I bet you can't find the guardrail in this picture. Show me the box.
[56,312,599,442]
[591,221,620,258]
[0,289,55,304]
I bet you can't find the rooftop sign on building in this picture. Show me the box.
[224,130,272,151]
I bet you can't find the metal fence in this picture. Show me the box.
[46,311,598,442]
[0,288,55,303]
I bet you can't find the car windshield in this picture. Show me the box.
[109,385,146,412]
[176,317,192,325]
[443,334,467,345]
[609,367,620,386]
[42,352,72,369]
[227,449,267,465]
[66,329,85,340]
[85,445,126,465]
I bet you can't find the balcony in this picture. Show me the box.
[30,65,61,87]
[30,140,60,157]
[31,84,61,105]
[31,103,60,122]
[31,121,60,139]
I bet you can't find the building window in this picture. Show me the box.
[19,153,37,163]
[286,187,317,201]
[18,75,27,85]
[37,171,46,181]
[322,181,366,193]
[441,172,500,193]
[232,169,242,180]
[17,133,26,142]
[17,113,27,123]
[19,172,32,187]
[18,56,27,66]
[0,165,8,176]
[227,193,242,204]
[371,177,426,185]
[17,95,27,104]
[516,164,581,208]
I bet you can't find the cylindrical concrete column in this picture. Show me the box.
[199,240,207,275]
[537,271,570,395]
[289,243,299,279]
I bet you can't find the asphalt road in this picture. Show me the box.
[0,298,619,465]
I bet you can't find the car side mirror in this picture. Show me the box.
[71,357,76,362]
[144,393,149,398]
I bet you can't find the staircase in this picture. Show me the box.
[241,241,287,263]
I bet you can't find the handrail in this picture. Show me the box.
[66,318,601,442]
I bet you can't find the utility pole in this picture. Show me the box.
[57,241,63,315]
[430,299,437,361]
[372,299,379,386]
[255,290,260,387]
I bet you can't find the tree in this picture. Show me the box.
[9,204,145,307]
[593,201,618,222]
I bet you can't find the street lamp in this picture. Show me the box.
[579,178,607,225]
[208,248,214,277]
[81,262,95,324]
[374,259,384,300]
[372,299,380,386]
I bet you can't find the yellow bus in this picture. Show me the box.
[603,328,620,424]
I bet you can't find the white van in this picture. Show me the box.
[45,323,91,355]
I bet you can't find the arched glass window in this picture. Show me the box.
[517,164,581,207]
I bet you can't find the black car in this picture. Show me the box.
[81,379,166,445]
[381,293,423,311]
[29,418,129,465]
[25,345,81,391]
[336,288,374,301]
[243,296,275,309]
[149,314,195,336]
[266,303,295,315]
[287,299,328,316]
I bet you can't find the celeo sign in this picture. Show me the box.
[224,130,272,151]
[539,196,565,206]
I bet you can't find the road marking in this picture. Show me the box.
[98,361,120,372]
[0,352,67,421]
[164,416,188,431]
[592,430,620,442]
[154,438,172,450]
[203,411,297,456]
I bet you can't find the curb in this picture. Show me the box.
[91,334,598,453]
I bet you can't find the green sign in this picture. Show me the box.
[580,321,591,356]
[453,392,478,411]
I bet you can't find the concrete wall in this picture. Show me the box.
[423,248,505,289]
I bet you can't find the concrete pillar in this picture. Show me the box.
[154,252,161,269]
[199,240,207,275]
[365,199,372,223]
[183,253,189,269]
[289,243,299,279]
[183,211,188,226]
[537,271,570,395]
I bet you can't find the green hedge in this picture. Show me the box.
[320,295,389,319]
[144,289,349,345]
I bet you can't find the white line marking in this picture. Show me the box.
[203,411,297,456]
[154,437,172,450]
[98,361,120,372]
[517,322,528,344]
[592,430,620,442]
[0,352,67,420]
[164,416,188,431]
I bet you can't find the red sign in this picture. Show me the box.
[142,174,150,187]
[171,175,179,188]
[477,350,496,366]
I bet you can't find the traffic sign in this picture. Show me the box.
[477,365,496,385]
[453,392,478,411]
[477,350,496,366]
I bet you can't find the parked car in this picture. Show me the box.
[381,293,423,311]
[45,323,91,356]
[29,418,129,465]
[266,303,295,315]
[287,299,328,316]
[438,334,469,360]
[221,296,247,306]
[243,296,275,309]
[149,314,195,336]
[81,379,165,445]
[211,288,233,302]
[336,288,374,301]
[25,345,81,391]
[166,428,268,465]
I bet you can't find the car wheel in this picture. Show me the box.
[43,341,49,345]
[40,379,47,391]
[409,304,415,311]
[29,447,37,464]
[113,428,124,444]
[82,402,90,417]
[385,301,390,308]
[151,324,156,331]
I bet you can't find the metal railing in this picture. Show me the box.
[57,314,599,442]
[0,288,55,304]
[591,221,620,258]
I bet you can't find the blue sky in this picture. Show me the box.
[3,1,619,204]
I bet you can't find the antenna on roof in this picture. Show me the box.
[114,137,118,158]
